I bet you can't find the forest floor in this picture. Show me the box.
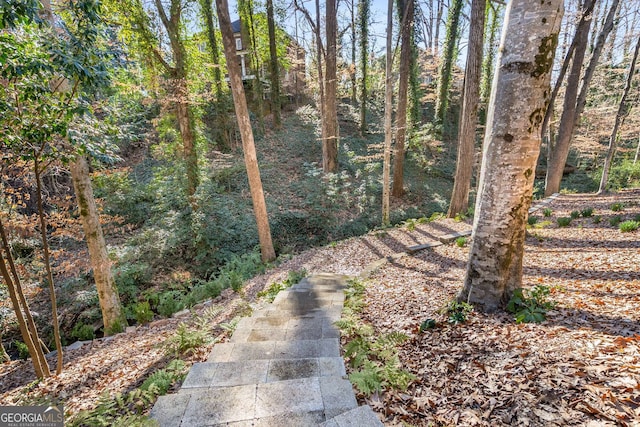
[0,189,639,426]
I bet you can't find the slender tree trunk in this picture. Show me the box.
[391,0,414,198]
[598,36,640,193]
[216,0,276,262]
[33,157,63,374]
[324,0,339,172]
[479,1,500,123]
[358,0,370,134]
[70,156,127,335]
[447,0,486,218]
[575,0,621,122]
[201,0,232,150]
[434,0,444,55]
[382,0,394,226]
[544,0,596,196]
[458,0,563,312]
[266,0,281,128]
[350,0,357,104]
[0,219,49,378]
[435,0,463,124]
[153,0,199,199]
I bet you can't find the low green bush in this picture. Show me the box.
[71,323,95,341]
[610,202,624,212]
[557,217,572,227]
[157,291,186,317]
[507,285,555,323]
[543,208,553,217]
[570,210,580,219]
[619,220,639,233]
[609,215,622,227]
[527,216,539,226]
[580,207,594,217]
[133,301,154,324]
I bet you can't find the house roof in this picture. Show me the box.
[231,19,241,34]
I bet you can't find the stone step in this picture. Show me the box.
[272,288,345,305]
[181,357,346,389]
[321,405,384,427]
[209,338,341,363]
[150,376,357,427]
[251,305,343,322]
[230,315,340,343]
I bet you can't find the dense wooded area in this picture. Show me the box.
[1,0,640,424]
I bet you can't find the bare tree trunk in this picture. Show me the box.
[544,0,596,196]
[216,0,276,262]
[459,0,563,312]
[350,0,357,104]
[70,156,127,335]
[435,0,464,124]
[479,1,501,122]
[0,219,49,378]
[598,36,640,193]
[447,0,486,218]
[434,0,444,55]
[266,0,281,128]
[359,0,370,134]
[574,0,621,122]
[201,0,232,151]
[382,0,394,226]
[391,0,414,198]
[324,0,339,172]
[33,157,63,374]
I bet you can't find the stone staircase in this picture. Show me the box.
[150,273,382,426]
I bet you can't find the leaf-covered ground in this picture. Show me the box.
[1,190,639,426]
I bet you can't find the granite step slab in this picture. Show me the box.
[230,316,340,343]
[320,405,384,427]
[150,376,357,427]
[181,357,347,389]
[208,338,341,362]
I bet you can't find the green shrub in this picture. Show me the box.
[71,323,95,341]
[444,300,473,325]
[606,159,640,189]
[527,216,538,226]
[507,285,555,323]
[580,207,594,217]
[14,341,30,360]
[455,237,467,247]
[133,301,154,325]
[556,217,572,227]
[570,210,580,219]
[619,220,639,233]
[157,291,185,317]
[543,208,552,217]
[610,202,624,212]
[592,215,602,224]
[165,323,209,356]
[113,263,151,305]
[634,213,640,222]
[609,215,622,227]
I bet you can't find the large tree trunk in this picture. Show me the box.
[216,0,276,262]
[266,0,281,128]
[544,0,596,197]
[435,0,463,124]
[391,0,414,198]
[381,0,394,226]
[324,0,339,172]
[350,0,357,104]
[458,0,563,312]
[358,0,370,135]
[598,36,640,193]
[70,156,127,335]
[447,0,486,218]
